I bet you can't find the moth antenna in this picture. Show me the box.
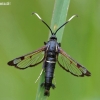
[54,15,78,35]
[35,69,43,83]
[32,12,53,35]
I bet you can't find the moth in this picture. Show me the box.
[8,13,91,96]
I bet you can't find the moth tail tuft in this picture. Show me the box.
[44,90,50,96]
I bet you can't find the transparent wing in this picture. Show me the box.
[8,46,46,69]
[58,48,91,77]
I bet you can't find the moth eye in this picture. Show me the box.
[44,42,47,45]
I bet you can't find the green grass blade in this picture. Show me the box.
[50,0,70,42]
[35,0,70,100]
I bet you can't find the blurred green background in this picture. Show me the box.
[0,0,100,100]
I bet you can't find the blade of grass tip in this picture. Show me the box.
[50,0,70,42]
[35,0,70,100]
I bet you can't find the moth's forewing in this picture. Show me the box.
[8,46,46,69]
[58,48,91,77]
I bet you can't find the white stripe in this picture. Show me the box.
[46,60,56,63]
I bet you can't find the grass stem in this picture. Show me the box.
[35,0,70,99]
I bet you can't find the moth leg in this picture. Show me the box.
[35,69,43,83]
[51,83,56,89]
[41,82,45,87]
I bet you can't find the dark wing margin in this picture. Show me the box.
[58,47,91,77]
[7,46,46,69]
